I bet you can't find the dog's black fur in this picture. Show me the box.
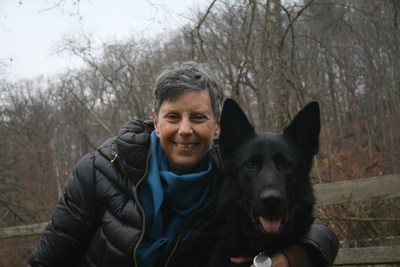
[209,99,320,266]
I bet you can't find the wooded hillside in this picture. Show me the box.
[1,1,399,266]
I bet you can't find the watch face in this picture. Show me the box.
[253,253,272,267]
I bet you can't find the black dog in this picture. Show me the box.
[209,99,320,266]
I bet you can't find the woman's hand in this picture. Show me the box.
[230,252,289,267]
[230,256,253,266]
[270,253,290,267]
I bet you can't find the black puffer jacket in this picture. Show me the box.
[28,120,338,267]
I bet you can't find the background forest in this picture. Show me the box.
[1,0,399,266]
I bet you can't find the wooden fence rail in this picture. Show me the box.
[314,174,400,205]
[0,222,48,239]
[1,174,399,265]
[334,246,400,265]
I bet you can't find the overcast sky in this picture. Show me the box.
[0,0,207,81]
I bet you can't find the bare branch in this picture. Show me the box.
[190,0,217,59]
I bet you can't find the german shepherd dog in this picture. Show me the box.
[209,99,320,266]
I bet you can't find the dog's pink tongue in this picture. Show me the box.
[260,217,282,233]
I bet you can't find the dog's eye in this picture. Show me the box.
[279,160,291,170]
[275,155,291,170]
[244,161,257,170]
[277,158,291,170]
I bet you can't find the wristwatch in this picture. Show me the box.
[253,252,272,267]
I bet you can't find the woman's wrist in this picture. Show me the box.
[271,252,290,267]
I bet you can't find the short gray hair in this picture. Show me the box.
[153,61,224,118]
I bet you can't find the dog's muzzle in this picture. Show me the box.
[249,188,288,234]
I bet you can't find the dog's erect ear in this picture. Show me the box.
[219,98,255,158]
[283,101,320,158]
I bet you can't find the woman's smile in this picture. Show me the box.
[174,142,197,149]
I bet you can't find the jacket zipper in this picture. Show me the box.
[132,142,152,266]
[162,202,210,267]
[163,145,223,267]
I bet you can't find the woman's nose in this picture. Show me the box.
[178,119,193,135]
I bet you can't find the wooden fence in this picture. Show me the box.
[314,174,400,265]
[1,174,399,265]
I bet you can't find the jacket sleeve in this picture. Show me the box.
[28,153,100,267]
[283,218,339,267]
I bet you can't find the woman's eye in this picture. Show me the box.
[192,115,207,122]
[166,114,179,121]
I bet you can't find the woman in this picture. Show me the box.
[28,61,338,267]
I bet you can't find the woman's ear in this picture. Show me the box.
[213,119,221,140]
[152,111,160,136]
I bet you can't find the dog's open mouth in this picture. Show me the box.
[259,217,282,234]
[250,208,285,234]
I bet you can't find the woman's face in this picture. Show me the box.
[153,89,220,174]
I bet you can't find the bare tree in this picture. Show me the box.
[0,79,59,225]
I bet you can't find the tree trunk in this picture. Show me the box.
[265,0,289,130]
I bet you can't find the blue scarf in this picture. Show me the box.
[137,131,212,267]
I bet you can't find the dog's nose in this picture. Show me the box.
[259,190,282,205]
